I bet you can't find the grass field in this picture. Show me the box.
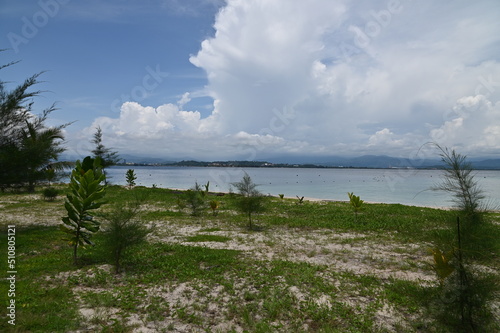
[0,185,499,332]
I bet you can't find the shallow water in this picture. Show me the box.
[106,166,500,209]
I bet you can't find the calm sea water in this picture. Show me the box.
[106,166,500,209]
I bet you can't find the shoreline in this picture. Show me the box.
[161,186,456,210]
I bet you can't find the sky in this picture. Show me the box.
[1,0,500,162]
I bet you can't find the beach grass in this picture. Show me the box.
[0,185,498,332]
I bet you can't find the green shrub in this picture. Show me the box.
[430,145,498,332]
[185,182,205,216]
[125,169,137,188]
[231,174,266,230]
[42,187,59,201]
[101,201,151,274]
[348,192,364,221]
[60,157,106,265]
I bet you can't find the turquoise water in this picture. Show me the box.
[106,166,500,209]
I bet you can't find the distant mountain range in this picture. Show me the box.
[110,154,500,170]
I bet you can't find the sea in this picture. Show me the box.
[105,166,500,209]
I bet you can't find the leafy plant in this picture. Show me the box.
[348,192,364,221]
[101,199,151,273]
[60,156,107,265]
[432,144,484,214]
[278,194,284,200]
[296,196,304,204]
[91,126,120,184]
[429,247,455,285]
[430,145,498,332]
[0,56,71,192]
[209,200,220,216]
[125,169,137,188]
[42,187,59,201]
[231,174,266,230]
[202,181,210,197]
[185,182,205,216]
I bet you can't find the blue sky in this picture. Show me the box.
[2,0,500,162]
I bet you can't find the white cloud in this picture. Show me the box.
[81,0,500,160]
[430,95,500,155]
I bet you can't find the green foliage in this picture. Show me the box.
[295,195,304,204]
[209,199,220,216]
[42,187,59,201]
[185,182,205,216]
[348,192,364,221]
[433,145,485,214]
[61,156,107,265]
[278,194,284,199]
[125,169,137,188]
[231,174,266,230]
[0,60,70,191]
[185,234,231,242]
[203,181,210,196]
[101,198,151,274]
[91,126,120,184]
[1,186,498,332]
[429,247,455,285]
[430,145,498,332]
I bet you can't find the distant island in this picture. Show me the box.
[119,160,331,169]
[116,155,500,170]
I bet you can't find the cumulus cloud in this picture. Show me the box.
[82,0,500,160]
[430,95,500,155]
[77,101,308,159]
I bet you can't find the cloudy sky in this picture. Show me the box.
[2,0,500,162]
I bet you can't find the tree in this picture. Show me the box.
[432,144,485,215]
[430,144,498,332]
[61,157,106,265]
[1,54,70,191]
[125,169,137,189]
[185,182,205,216]
[101,200,151,274]
[19,111,69,192]
[91,126,120,183]
[231,174,266,230]
[347,192,364,222]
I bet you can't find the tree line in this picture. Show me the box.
[0,53,119,192]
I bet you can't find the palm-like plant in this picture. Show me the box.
[1,56,71,191]
[20,116,69,191]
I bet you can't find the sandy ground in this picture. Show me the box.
[2,193,496,332]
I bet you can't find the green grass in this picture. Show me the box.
[1,185,499,332]
[185,234,232,242]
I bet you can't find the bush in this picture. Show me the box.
[42,187,59,201]
[60,157,106,265]
[231,174,266,230]
[101,201,151,274]
[185,182,205,216]
[125,169,137,188]
[430,145,498,332]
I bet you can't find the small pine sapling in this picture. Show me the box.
[101,199,151,274]
[125,169,137,189]
[347,192,364,221]
[231,174,266,230]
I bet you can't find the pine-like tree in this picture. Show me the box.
[1,53,70,191]
[91,126,120,183]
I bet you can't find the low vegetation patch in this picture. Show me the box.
[185,234,232,243]
[1,185,498,332]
